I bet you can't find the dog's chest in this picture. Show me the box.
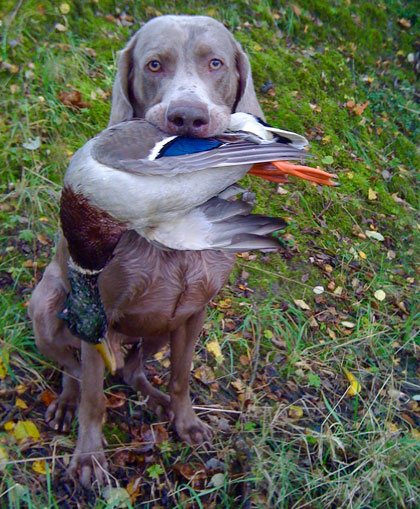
[99,231,235,336]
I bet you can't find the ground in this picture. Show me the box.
[0,0,419,507]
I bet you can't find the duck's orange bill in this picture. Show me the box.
[249,161,338,186]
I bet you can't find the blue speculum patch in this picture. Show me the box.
[157,137,223,158]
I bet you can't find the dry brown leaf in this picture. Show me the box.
[57,89,91,109]
[292,4,302,16]
[40,390,56,407]
[294,299,310,310]
[398,18,411,28]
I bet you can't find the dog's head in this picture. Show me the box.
[108,15,263,137]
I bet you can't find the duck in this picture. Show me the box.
[58,113,337,372]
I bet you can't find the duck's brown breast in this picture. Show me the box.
[98,230,235,337]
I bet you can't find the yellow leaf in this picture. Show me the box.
[4,421,15,431]
[32,460,46,475]
[206,339,224,363]
[0,350,10,380]
[411,429,420,440]
[253,43,262,52]
[358,251,367,260]
[59,3,70,14]
[294,299,310,310]
[13,421,40,442]
[288,405,304,419]
[343,368,361,396]
[368,188,378,200]
[153,351,164,361]
[15,398,28,409]
[374,289,386,301]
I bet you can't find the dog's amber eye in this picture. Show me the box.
[147,60,161,72]
[209,58,223,70]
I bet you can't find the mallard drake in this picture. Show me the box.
[59,113,337,371]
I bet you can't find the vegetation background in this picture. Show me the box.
[0,0,419,507]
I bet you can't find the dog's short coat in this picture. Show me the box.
[29,15,264,486]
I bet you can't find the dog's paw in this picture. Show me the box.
[45,396,76,432]
[175,414,213,445]
[68,447,109,488]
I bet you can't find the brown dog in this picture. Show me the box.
[29,15,264,487]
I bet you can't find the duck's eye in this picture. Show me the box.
[147,60,161,72]
[209,58,223,70]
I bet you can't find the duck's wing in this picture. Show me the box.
[142,195,285,251]
[91,120,311,177]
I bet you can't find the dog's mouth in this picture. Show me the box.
[145,102,230,138]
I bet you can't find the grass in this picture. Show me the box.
[0,0,419,507]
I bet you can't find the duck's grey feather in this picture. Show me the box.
[91,120,311,177]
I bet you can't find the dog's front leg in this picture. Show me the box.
[69,340,108,487]
[169,308,213,444]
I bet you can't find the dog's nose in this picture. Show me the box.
[166,103,210,136]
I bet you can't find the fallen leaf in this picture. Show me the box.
[15,398,28,409]
[0,351,10,379]
[365,230,384,241]
[368,188,378,200]
[341,321,356,329]
[313,286,324,295]
[231,379,246,394]
[58,89,91,109]
[32,460,46,475]
[353,101,369,115]
[215,299,231,309]
[102,487,130,507]
[294,299,310,310]
[4,422,15,432]
[22,137,41,150]
[194,365,215,384]
[13,421,40,442]
[40,390,56,407]
[0,446,8,471]
[106,392,126,408]
[59,3,70,14]
[321,155,334,165]
[210,472,225,488]
[358,251,367,260]
[398,18,411,28]
[411,429,420,440]
[343,368,361,396]
[126,477,142,504]
[288,405,304,419]
[55,23,68,32]
[374,289,386,301]
[292,4,302,16]
[206,339,224,362]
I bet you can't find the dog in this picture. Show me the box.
[29,15,264,487]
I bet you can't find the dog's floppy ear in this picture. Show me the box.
[234,41,265,121]
[108,34,139,127]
